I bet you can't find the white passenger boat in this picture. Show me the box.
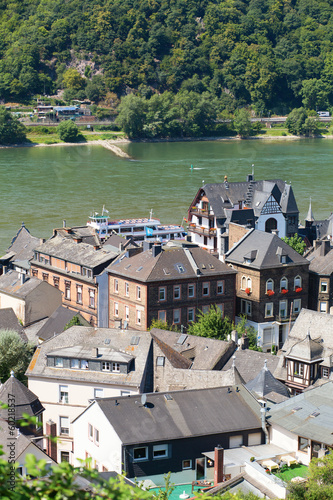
[87,208,186,242]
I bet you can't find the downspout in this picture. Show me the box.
[261,404,269,444]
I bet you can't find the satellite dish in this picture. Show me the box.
[141,394,147,406]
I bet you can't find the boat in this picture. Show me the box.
[87,207,187,242]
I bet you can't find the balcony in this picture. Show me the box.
[188,223,217,237]
[276,312,300,323]
[190,206,211,217]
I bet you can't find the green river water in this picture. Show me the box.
[0,138,332,254]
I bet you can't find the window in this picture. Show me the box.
[173,309,181,324]
[241,300,252,316]
[265,303,273,318]
[125,282,129,296]
[94,388,104,398]
[298,436,308,452]
[76,286,82,304]
[65,281,71,300]
[114,302,119,317]
[320,301,327,313]
[80,360,89,370]
[188,284,195,298]
[280,277,288,291]
[182,459,192,470]
[281,255,287,264]
[82,267,92,278]
[42,273,49,282]
[158,310,166,323]
[153,444,168,459]
[321,281,328,293]
[102,362,110,371]
[202,305,209,314]
[70,359,80,369]
[32,269,38,278]
[173,285,181,300]
[112,362,120,372]
[60,451,70,463]
[294,276,302,289]
[94,428,100,445]
[121,391,130,396]
[156,356,165,366]
[89,289,95,309]
[263,327,273,346]
[53,276,60,288]
[159,287,166,301]
[216,304,224,316]
[217,281,224,295]
[88,424,93,440]
[60,416,69,435]
[241,276,247,290]
[114,279,119,293]
[266,279,274,292]
[188,308,195,322]
[177,264,185,273]
[136,309,141,325]
[322,367,329,378]
[202,282,210,296]
[133,447,148,461]
[55,357,63,367]
[294,361,304,376]
[125,306,129,321]
[293,299,301,314]
[279,300,287,318]
[247,277,252,290]
[136,286,141,300]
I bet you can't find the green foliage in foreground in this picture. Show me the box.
[282,235,307,256]
[0,330,34,384]
[148,318,180,332]
[0,107,27,145]
[288,453,333,500]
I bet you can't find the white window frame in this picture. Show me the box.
[159,287,166,301]
[133,446,148,462]
[188,284,195,298]
[153,444,168,459]
[59,385,69,404]
[320,301,327,312]
[241,300,252,316]
[280,277,288,291]
[125,282,129,296]
[136,286,141,300]
[247,277,252,290]
[80,359,89,370]
[55,357,63,368]
[125,306,129,321]
[293,298,301,314]
[202,282,210,296]
[114,301,119,317]
[321,281,328,293]
[266,279,274,292]
[136,309,141,325]
[265,302,273,318]
[88,423,93,441]
[114,279,119,293]
[279,300,287,318]
[102,362,110,371]
[322,367,329,378]
[182,459,192,470]
[70,358,80,369]
[89,289,95,308]
[217,281,224,295]
[173,309,181,324]
[173,285,181,300]
[241,276,247,290]
[188,307,195,322]
[156,356,165,366]
[59,416,69,435]
[94,428,100,446]
[112,362,120,373]
[294,276,302,289]
[76,286,82,304]
[94,388,104,399]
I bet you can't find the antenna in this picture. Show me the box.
[252,164,254,176]
[141,394,147,406]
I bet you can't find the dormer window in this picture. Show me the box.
[281,255,287,264]
[70,359,80,369]
[55,357,63,367]
[82,267,92,278]
[112,362,120,372]
[80,360,89,369]
[102,362,110,371]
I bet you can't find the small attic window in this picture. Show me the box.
[310,411,320,418]
[136,266,143,272]
[292,406,302,412]
[130,336,140,345]
[281,255,287,264]
[157,356,165,366]
[125,264,131,270]
[177,264,185,273]
[209,263,214,269]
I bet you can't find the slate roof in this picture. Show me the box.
[287,332,323,362]
[26,326,152,389]
[267,381,333,445]
[0,373,44,420]
[86,385,261,445]
[37,306,89,342]
[245,360,290,402]
[3,223,41,263]
[108,246,236,282]
[103,233,138,249]
[54,226,101,248]
[225,230,308,269]
[0,308,27,341]
[194,179,298,219]
[222,350,280,383]
[0,270,42,298]
[307,244,333,275]
[32,234,118,269]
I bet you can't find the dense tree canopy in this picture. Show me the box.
[0,330,34,383]
[0,107,27,144]
[187,305,233,340]
[1,0,333,114]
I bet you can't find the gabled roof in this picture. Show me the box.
[245,360,290,402]
[225,230,308,269]
[223,351,280,384]
[53,226,101,248]
[0,307,26,341]
[108,246,236,282]
[307,243,333,275]
[37,306,89,342]
[0,270,42,298]
[88,385,261,445]
[0,372,44,420]
[267,381,333,445]
[4,223,41,263]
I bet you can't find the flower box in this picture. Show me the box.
[245,288,251,295]
[281,288,288,294]
[295,287,302,293]
[267,290,275,296]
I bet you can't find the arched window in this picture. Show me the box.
[241,276,247,290]
[294,276,302,289]
[266,279,274,292]
[247,278,252,290]
[280,277,288,291]
[265,218,278,233]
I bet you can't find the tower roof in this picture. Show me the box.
[245,360,290,401]
[0,371,44,421]
[305,198,315,222]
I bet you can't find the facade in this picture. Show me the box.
[268,381,333,464]
[225,229,309,351]
[108,243,237,331]
[306,239,333,314]
[72,386,264,486]
[30,226,119,326]
[274,308,333,394]
[0,270,62,326]
[26,326,153,464]
[187,175,299,257]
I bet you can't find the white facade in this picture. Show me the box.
[235,316,291,352]
[256,212,287,238]
[270,423,311,465]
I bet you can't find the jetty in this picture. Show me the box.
[100,140,131,158]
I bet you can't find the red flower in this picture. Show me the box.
[245,288,251,295]
[267,289,275,296]
[281,288,288,294]
[295,287,302,293]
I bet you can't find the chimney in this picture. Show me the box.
[214,445,224,485]
[247,174,254,182]
[239,332,249,350]
[152,243,162,258]
[231,330,238,344]
[46,420,57,462]
[20,273,26,285]
[320,240,331,256]
[73,237,82,244]
[119,243,124,252]
[63,220,66,228]
[92,347,98,357]
[2,265,7,275]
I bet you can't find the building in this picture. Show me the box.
[225,228,309,351]
[72,386,264,486]
[306,239,333,314]
[187,175,299,257]
[26,326,153,464]
[0,270,62,326]
[274,308,333,394]
[108,243,236,331]
[37,305,90,342]
[30,226,119,326]
[268,381,333,464]
[0,307,27,340]
[245,360,290,404]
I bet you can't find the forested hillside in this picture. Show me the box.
[1,0,333,114]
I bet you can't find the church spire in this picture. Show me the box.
[305,197,314,223]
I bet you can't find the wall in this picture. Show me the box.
[27,282,62,325]
[244,461,286,499]
[0,294,25,324]
[256,213,286,238]
[228,224,251,251]
[109,274,148,330]
[269,423,311,465]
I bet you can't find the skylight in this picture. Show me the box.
[176,264,185,273]
[130,336,140,345]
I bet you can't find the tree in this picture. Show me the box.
[0,107,27,145]
[285,108,313,136]
[148,319,179,332]
[282,235,306,255]
[235,315,262,351]
[233,108,252,137]
[64,315,84,331]
[57,120,81,142]
[0,330,34,383]
[187,305,233,340]
[288,453,333,500]
[62,69,86,91]
[116,94,147,138]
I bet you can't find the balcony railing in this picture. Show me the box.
[188,224,217,236]
[276,312,300,322]
[190,207,211,217]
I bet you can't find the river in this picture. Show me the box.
[0,138,332,254]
